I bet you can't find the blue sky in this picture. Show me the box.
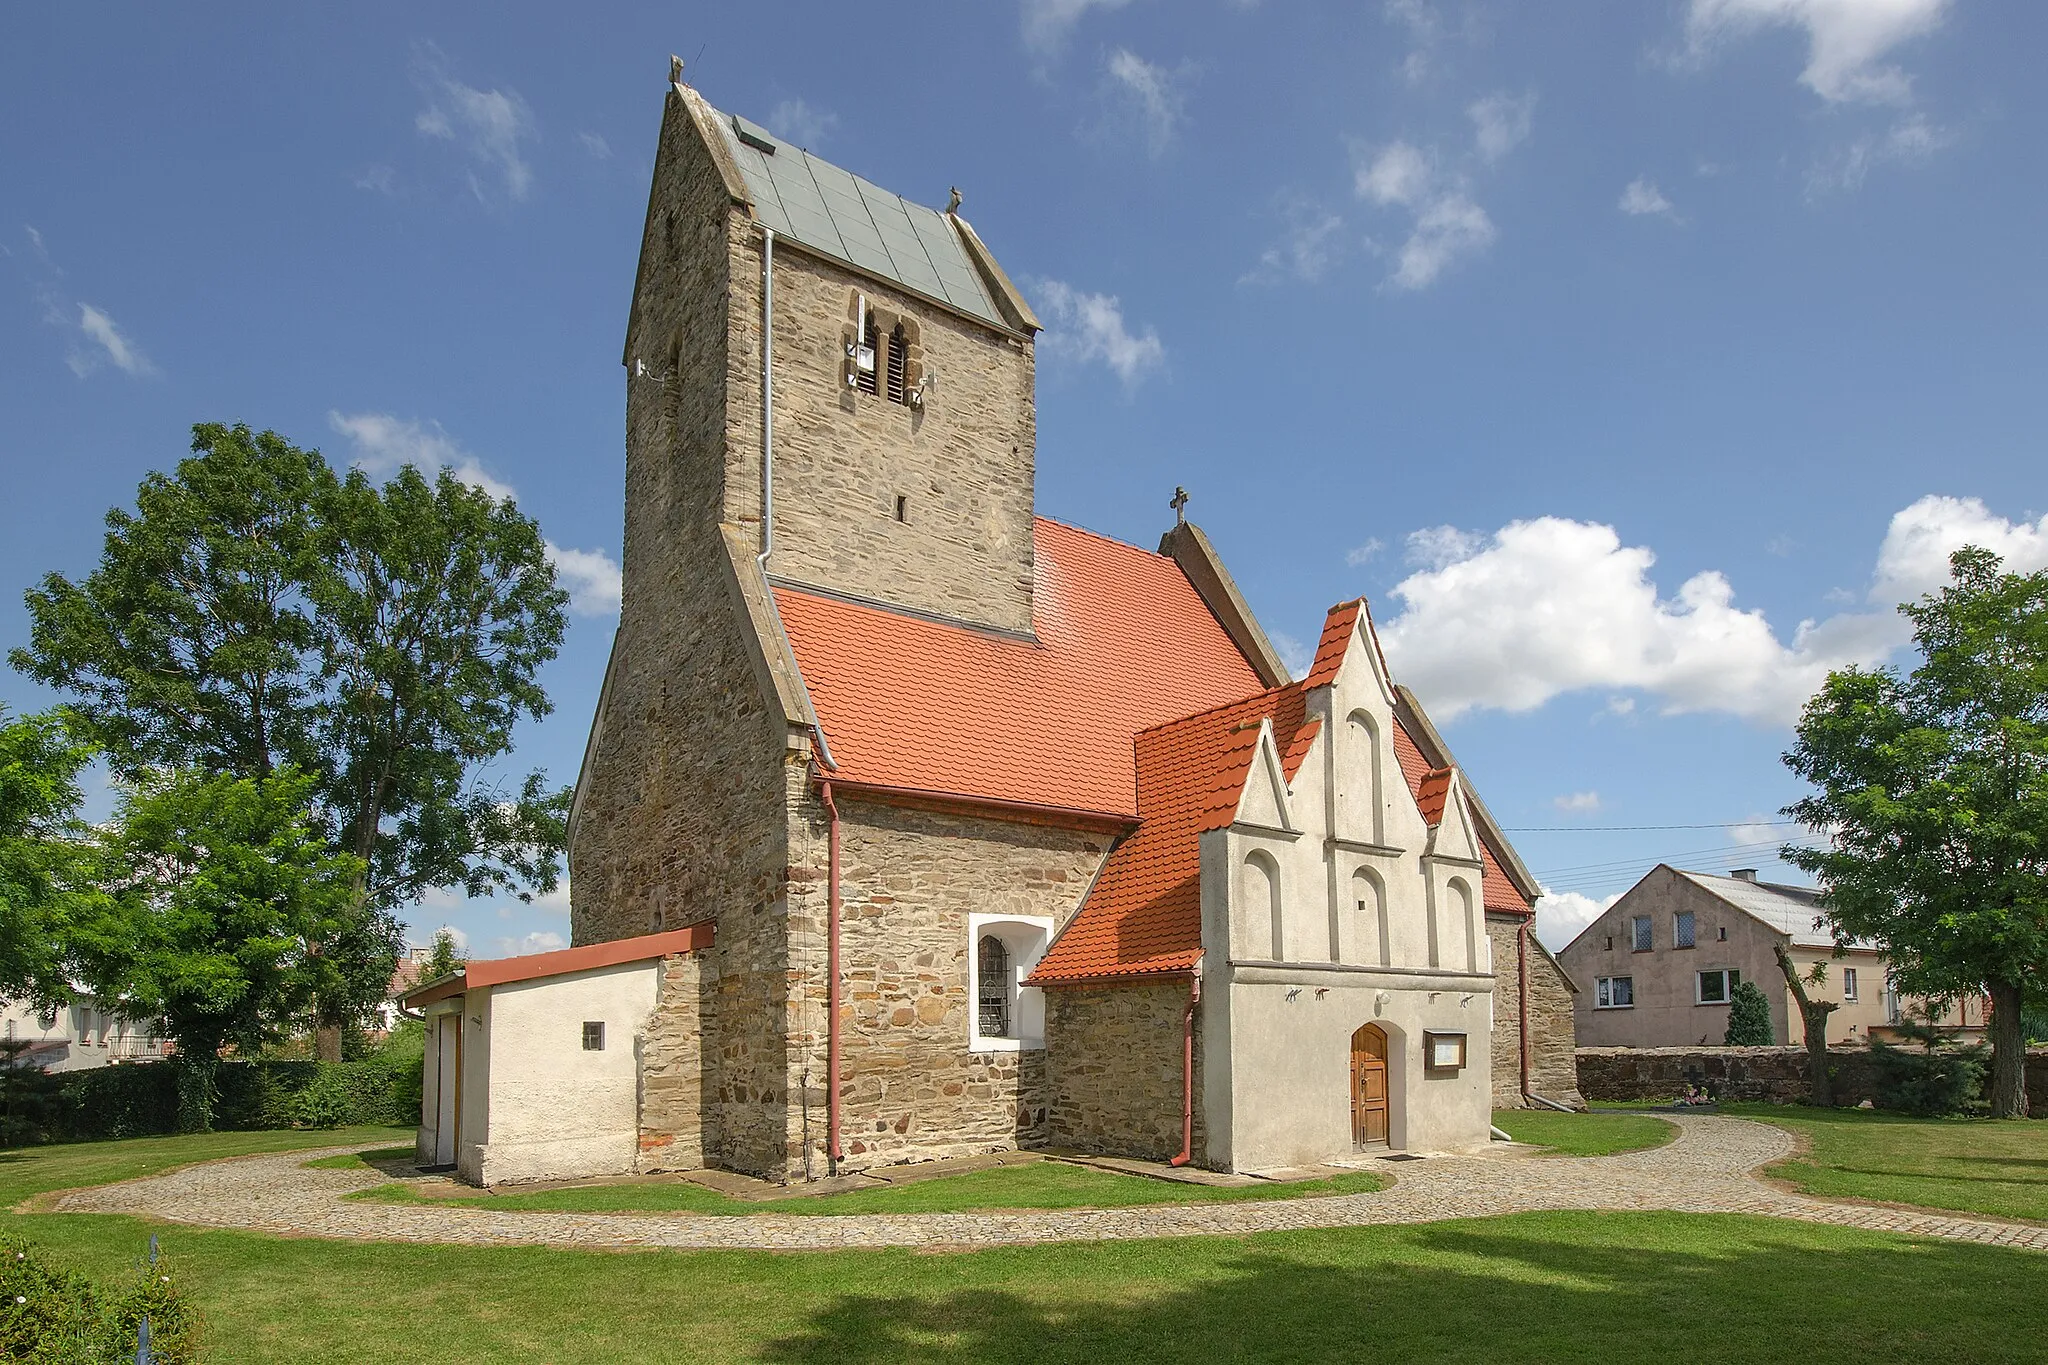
[4,1,2043,956]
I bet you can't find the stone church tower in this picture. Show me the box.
[568,75,1575,1185]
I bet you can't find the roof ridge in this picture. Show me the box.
[1032,512,1173,561]
[1134,679,1302,741]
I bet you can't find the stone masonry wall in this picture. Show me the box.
[1578,1045,2048,1109]
[1487,916,1584,1109]
[723,206,1037,634]
[572,90,800,1180]
[782,794,1110,1172]
[1043,982,1200,1163]
[636,952,709,1172]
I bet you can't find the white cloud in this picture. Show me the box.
[327,410,517,501]
[1269,632,1313,680]
[547,544,623,617]
[1806,112,1952,194]
[413,46,536,201]
[1553,791,1602,814]
[1104,48,1186,157]
[1619,177,1678,218]
[1378,495,2048,727]
[1030,279,1164,385]
[1869,495,2048,602]
[354,164,397,194]
[578,132,612,160]
[1352,136,1504,291]
[1242,197,1346,285]
[71,304,155,377]
[1346,538,1386,567]
[1021,0,1134,53]
[1534,890,1621,952]
[766,99,837,149]
[1684,0,1951,104]
[416,922,468,952]
[1468,91,1535,162]
[496,930,566,957]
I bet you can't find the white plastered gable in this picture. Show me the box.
[1425,769,1483,865]
[1319,602,1415,852]
[1233,718,1298,833]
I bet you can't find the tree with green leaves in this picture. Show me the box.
[1784,546,2048,1119]
[73,767,361,1130]
[12,423,571,1060]
[422,928,465,983]
[0,707,101,1006]
[1723,979,1774,1046]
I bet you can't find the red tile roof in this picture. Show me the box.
[400,924,715,1010]
[775,518,1268,820]
[1030,683,1319,984]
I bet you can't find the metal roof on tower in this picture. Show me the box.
[708,107,1011,330]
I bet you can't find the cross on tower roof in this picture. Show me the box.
[1170,486,1190,525]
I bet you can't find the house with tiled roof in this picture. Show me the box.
[406,69,1576,1186]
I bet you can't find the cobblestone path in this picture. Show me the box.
[53,1115,2048,1253]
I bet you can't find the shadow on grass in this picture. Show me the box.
[755,1217,2047,1364]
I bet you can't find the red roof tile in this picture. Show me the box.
[400,924,716,1010]
[1391,717,1531,916]
[1300,599,1362,689]
[1031,684,1318,984]
[1414,766,1454,825]
[775,518,1268,819]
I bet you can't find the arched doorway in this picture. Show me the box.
[1351,1023,1389,1147]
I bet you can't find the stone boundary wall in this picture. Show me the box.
[1577,1045,2048,1110]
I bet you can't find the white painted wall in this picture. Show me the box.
[460,960,659,1185]
[1201,610,1494,1171]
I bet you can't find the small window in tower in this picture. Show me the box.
[856,311,880,395]
[894,494,909,523]
[582,1021,606,1051]
[886,324,910,404]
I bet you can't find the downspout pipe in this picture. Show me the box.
[1517,917,1533,1103]
[820,775,843,1176]
[1168,974,1200,1167]
[759,227,775,567]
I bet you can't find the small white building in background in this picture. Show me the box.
[0,995,168,1071]
[400,925,714,1186]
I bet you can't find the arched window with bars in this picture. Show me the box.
[886,323,910,404]
[977,935,1011,1039]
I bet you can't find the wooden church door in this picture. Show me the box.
[1351,1023,1389,1147]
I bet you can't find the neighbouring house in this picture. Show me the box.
[403,72,1576,1187]
[1558,866,1988,1049]
[0,995,168,1072]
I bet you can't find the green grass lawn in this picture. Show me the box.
[1490,1108,1676,1157]
[1727,1103,2048,1223]
[346,1156,1389,1215]
[6,1127,2046,1362]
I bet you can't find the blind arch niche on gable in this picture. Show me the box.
[1239,848,1284,961]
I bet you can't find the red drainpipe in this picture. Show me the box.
[1169,974,1201,1167]
[1517,918,1533,1101]
[820,777,843,1174]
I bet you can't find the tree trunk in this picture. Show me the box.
[314,1023,343,1064]
[1774,943,1838,1107]
[1986,978,2030,1119]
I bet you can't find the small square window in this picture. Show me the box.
[1596,976,1634,1008]
[1631,916,1654,952]
[582,1021,605,1051]
[1697,969,1739,1005]
[1717,926,1727,941]
[894,494,909,523]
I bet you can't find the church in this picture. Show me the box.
[405,70,1579,1187]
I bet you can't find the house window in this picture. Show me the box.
[855,311,880,394]
[894,494,909,523]
[886,324,910,404]
[1596,976,1634,1009]
[977,936,1011,1039]
[1884,974,1901,1023]
[1674,911,1696,949]
[1631,916,1653,952]
[1697,969,1740,1005]
[1717,926,1728,941]
[582,1021,606,1051]
[1604,935,1613,952]
[1842,967,1858,1001]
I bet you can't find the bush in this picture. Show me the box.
[1723,981,1774,1046]
[1869,1019,1988,1117]
[0,1231,196,1363]
[27,1053,423,1146]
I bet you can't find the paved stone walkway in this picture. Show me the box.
[53,1115,2048,1253]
